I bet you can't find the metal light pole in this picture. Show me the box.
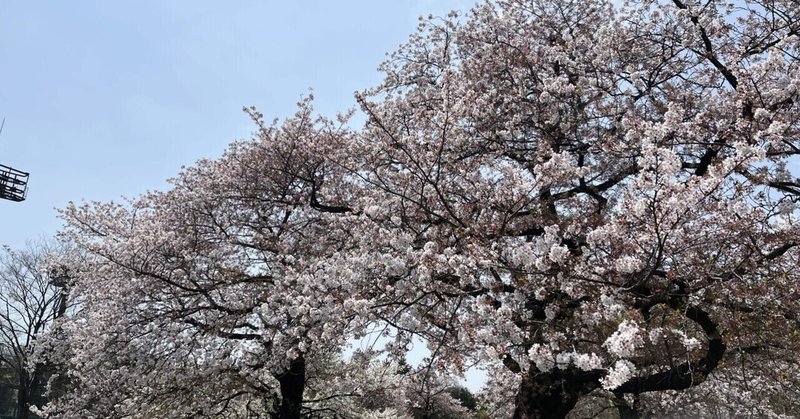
[48,265,72,318]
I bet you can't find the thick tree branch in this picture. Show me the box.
[617,304,725,394]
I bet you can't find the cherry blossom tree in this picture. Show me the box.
[49,98,379,418]
[344,0,800,416]
[48,0,800,418]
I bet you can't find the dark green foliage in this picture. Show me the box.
[445,386,477,411]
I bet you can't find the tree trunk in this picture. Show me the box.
[614,392,640,419]
[17,373,30,419]
[617,403,640,419]
[512,368,601,419]
[275,356,306,419]
[513,375,579,419]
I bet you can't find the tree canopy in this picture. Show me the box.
[43,0,800,417]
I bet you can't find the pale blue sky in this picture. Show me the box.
[0,0,474,248]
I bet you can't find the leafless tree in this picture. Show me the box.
[0,240,75,419]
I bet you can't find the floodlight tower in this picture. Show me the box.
[0,118,29,202]
[0,165,28,202]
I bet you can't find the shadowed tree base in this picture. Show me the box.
[275,356,306,419]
